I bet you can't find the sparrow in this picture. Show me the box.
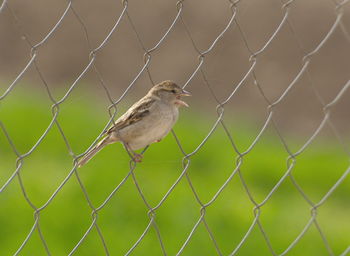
[77,80,191,167]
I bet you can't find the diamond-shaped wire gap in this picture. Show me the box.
[229,7,305,107]
[234,0,289,52]
[287,0,342,51]
[133,16,199,85]
[11,124,76,204]
[125,130,187,206]
[180,4,238,89]
[35,173,100,255]
[0,1,73,101]
[230,123,294,201]
[295,32,350,106]
[155,191,214,255]
[244,28,304,103]
[179,0,232,51]
[67,0,125,47]
[68,4,118,112]
[29,10,98,90]
[289,125,349,202]
[216,73,271,147]
[5,0,70,43]
[95,174,173,252]
[252,175,316,254]
[71,5,151,101]
[274,161,350,256]
[182,15,252,103]
[33,0,128,116]
[54,68,121,153]
[201,167,259,255]
[177,122,239,203]
[270,76,325,144]
[123,1,196,89]
[126,0,183,50]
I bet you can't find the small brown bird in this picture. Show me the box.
[77,80,191,167]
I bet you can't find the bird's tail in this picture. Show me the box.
[77,137,111,167]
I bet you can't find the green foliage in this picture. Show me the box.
[0,92,349,256]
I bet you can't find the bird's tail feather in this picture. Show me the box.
[77,137,111,167]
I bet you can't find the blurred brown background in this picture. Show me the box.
[1,0,350,137]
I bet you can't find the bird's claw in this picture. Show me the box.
[133,154,143,163]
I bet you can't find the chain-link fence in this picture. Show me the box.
[1,0,350,255]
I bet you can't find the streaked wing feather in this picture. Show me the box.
[107,97,155,134]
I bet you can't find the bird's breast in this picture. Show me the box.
[123,103,178,150]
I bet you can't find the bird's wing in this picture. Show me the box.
[106,97,156,134]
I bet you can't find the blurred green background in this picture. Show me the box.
[0,89,349,256]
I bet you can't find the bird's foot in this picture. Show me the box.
[155,139,162,143]
[133,153,143,163]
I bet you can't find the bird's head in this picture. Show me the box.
[149,80,191,107]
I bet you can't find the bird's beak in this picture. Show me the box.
[175,89,191,107]
[180,89,191,97]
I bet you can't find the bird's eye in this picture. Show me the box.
[171,89,176,93]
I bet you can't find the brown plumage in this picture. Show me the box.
[77,80,191,167]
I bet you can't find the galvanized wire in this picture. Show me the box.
[1,0,349,255]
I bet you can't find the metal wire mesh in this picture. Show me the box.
[1,0,350,255]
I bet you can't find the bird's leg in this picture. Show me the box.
[122,142,143,163]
